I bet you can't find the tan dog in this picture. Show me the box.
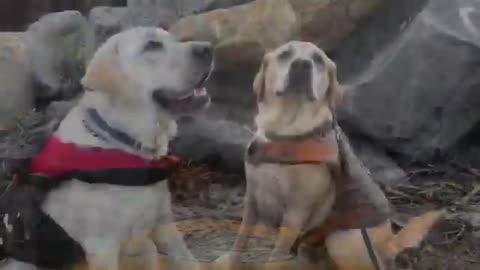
[217,41,442,270]
[1,27,213,270]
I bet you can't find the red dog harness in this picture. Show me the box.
[29,136,181,186]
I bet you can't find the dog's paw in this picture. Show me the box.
[178,261,203,270]
[267,253,295,263]
[163,255,202,270]
[214,252,242,270]
[166,253,198,265]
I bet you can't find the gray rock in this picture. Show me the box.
[453,127,480,169]
[88,6,129,51]
[125,0,253,29]
[333,0,430,82]
[350,140,407,187]
[170,0,389,72]
[338,0,480,162]
[0,33,34,131]
[126,0,178,28]
[25,11,89,101]
[0,0,126,32]
[170,116,251,173]
[45,100,77,123]
[0,99,75,180]
[175,0,253,17]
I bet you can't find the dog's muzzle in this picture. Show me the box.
[284,59,315,100]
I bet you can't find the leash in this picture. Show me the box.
[361,228,382,270]
[0,180,14,200]
[0,172,23,200]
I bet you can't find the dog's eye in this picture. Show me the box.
[278,49,293,61]
[144,40,164,51]
[312,53,324,65]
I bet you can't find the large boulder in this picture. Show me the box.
[126,0,178,28]
[170,116,251,173]
[348,139,407,187]
[0,33,34,131]
[126,0,253,28]
[337,0,480,162]
[332,0,430,82]
[0,0,125,32]
[88,6,129,50]
[25,11,89,102]
[174,0,253,17]
[0,99,75,180]
[169,0,387,70]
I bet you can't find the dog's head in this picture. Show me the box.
[81,27,214,115]
[253,41,340,135]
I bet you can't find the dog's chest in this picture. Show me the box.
[245,162,333,225]
[41,180,171,247]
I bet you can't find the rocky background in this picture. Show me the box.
[0,0,479,187]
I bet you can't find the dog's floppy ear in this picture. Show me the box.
[253,57,268,103]
[323,53,340,112]
[81,42,131,96]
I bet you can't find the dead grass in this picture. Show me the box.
[385,167,480,270]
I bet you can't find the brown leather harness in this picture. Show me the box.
[246,121,339,166]
[245,122,385,270]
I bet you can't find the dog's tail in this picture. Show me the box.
[382,209,445,259]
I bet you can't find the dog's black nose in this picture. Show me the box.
[288,59,313,86]
[192,42,213,61]
[290,59,312,73]
[286,59,314,100]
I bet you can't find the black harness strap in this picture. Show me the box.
[0,179,85,268]
[68,168,173,186]
[361,227,381,270]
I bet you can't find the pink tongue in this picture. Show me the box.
[179,95,194,104]
[178,93,193,101]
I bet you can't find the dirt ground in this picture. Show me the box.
[169,163,480,269]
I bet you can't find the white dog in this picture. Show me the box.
[0,27,213,270]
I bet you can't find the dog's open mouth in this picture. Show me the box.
[176,87,208,103]
[152,72,211,113]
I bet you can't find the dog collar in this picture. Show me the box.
[264,120,335,142]
[246,121,339,166]
[84,108,156,155]
[29,136,181,186]
[246,133,339,166]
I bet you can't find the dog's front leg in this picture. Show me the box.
[151,223,195,260]
[121,235,159,270]
[151,223,201,270]
[232,198,258,252]
[86,248,120,270]
[269,210,309,262]
[215,197,257,267]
